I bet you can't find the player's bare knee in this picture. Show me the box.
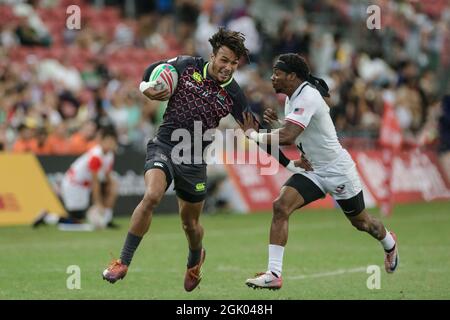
[141,191,163,213]
[181,219,199,233]
[273,199,290,220]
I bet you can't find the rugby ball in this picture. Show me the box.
[86,205,106,229]
[140,63,178,95]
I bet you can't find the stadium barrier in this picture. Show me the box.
[0,153,65,226]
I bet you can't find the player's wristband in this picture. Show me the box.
[139,81,152,92]
[249,130,259,141]
[270,119,283,129]
[139,81,163,93]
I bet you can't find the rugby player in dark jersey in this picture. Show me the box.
[102,28,304,291]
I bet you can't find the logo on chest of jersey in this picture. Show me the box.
[216,89,227,105]
[192,72,203,83]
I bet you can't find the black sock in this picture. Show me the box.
[120,232,143,266]
[187,247,202,268]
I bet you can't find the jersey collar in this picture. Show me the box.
[203,62,234,88]
[289,81,309,101]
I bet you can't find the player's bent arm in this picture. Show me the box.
[141,86,170,101]
[249,122,303,146]
[91,172,104,209]
[278,121,304,144]
[140,59,172,101]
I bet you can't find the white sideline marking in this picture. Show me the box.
[286,266,369,280]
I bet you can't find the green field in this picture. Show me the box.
[1,202,449,300]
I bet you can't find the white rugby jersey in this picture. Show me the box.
[65,145,114,187]
[284,82,345,170]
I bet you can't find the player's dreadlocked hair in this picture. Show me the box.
[275,53,330,97]
[208,28,249,59]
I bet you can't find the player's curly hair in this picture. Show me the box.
[209,27,249,59]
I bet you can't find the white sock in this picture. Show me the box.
[103,208,113,225]
[44,213,60,225]
[267,244,284,277]
[380,229,395,251]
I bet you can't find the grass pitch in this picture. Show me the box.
[1,201,449,300]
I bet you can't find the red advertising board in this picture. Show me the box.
[225,149,450,213]
[351,149,450,204]
[223,149,335,212]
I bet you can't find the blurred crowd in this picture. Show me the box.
[0,0,449,155]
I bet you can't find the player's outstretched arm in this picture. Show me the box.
[237,112,309,172]
[238,112,303,146]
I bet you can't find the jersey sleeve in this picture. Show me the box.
[88,155,102,173]
[285,98,317,129]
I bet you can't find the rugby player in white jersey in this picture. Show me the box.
[239,53,399,290]
[32,126,119,230]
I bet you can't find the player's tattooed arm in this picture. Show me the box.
[277,121,304,145]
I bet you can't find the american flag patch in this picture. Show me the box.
[294,108,304,115]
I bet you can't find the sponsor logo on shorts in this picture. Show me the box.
[335,184,346,194]
[195,182,206,192]
[160,154,168,162]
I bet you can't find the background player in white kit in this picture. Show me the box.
[239,53,399,290]
[33,126,119,230]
